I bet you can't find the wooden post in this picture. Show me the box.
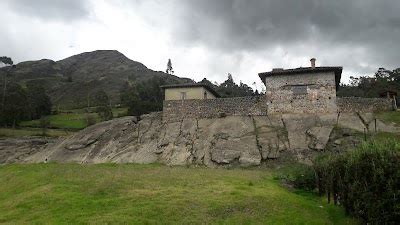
[364,128,367,141]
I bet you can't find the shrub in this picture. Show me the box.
[86,115,97,127]
[314,139,400,224]
[278,163,317,191]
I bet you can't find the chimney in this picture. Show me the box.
[310,58,316,68]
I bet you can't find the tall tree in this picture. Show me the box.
[0,56,13,66]
[0,82,28,127]
[166,59,174,75]
[120,82,144,117]
[0,56,13,114]
[94,90,113,121]
[26,83,52,120]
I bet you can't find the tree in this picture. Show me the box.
[1,56,13,114]
[39,117,50,136]
[0,82,29,127]
[166,59,174,75]
[0,56,13,66]
[337,67,400,101]
[120,82,145,117]
[215,74,255,98]
[94,90,113,121]
[26,83,52,120]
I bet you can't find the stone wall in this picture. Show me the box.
[264,72,338,114]
[163,96,267,122]
[162,96,394,122]
[337,97,393,113]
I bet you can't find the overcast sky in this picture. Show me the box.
[1,0,400,88]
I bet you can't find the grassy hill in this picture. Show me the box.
[0,50,192,109]
[0,164,358,224]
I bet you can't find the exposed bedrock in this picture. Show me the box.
[1,112,399,166]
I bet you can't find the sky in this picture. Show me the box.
[1,0,400,88]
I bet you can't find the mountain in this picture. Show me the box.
[0,50,192,109]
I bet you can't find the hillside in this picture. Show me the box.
[0,50,192,109]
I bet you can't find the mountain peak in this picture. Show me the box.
[58,49,148,75]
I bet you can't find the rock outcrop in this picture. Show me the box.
[1,112,399,166]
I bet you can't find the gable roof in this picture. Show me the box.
[258,67,343,90]
[160,83,220,98]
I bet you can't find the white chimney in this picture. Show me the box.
[310,58,316,68]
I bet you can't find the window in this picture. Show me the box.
[180,92,187,100]
[292,85,308,95]
[204,91,208,99]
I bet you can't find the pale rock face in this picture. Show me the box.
[1,112,399,166]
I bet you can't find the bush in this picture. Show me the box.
[314,139,400,224]
[86,115,97,127]
[277,163,317,191]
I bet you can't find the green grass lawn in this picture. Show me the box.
[20,113,97,130]
[376,110,400,125]
[0,164,358,224]
[0,128,75,138]
[19,108,129,131]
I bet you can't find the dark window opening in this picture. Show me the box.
[204,91,207,99]
[292,85,308,95]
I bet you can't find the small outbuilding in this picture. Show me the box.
[161,83,220,101]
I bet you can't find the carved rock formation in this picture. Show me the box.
[1,112,399,166]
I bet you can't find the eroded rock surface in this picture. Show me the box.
[1,112,399,166]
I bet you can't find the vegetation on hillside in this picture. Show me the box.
[200,74,258,98]
[0,82,52,127]
[0,164,357,224]
[338,67,400,102]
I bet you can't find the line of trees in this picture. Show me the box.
[338,67,400,99]
[0,81,52,127]
[0,56,52,127]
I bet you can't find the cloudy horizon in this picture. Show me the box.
[1,0,400,87]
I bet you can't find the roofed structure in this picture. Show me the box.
[161,83,220,100]
[259,66,343,91]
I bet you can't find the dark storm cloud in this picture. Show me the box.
[171,0,400,73]
[4,0,90,21]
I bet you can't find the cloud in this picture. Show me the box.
[3,0,91,21]
[1,0,400,86]
[165,0,400,78]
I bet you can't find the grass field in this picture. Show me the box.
[0,164,358,224]
[19,107,129,131]
[20,113,98,130]
[376,110,400,125]
[0,127,75,138]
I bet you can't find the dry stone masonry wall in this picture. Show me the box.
[264,72,338,114]
[163,96,267,123]
[163,96,394,122]
[337,97,393,113]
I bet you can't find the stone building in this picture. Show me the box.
[259,59,342,114]
[162,59,392,122]
[161,83,220,101]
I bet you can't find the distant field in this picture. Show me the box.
[19,107,129,130]
[20,113,97,130]
[0,164,358,224]
[0,127,74,138]
[376,110,400,125]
